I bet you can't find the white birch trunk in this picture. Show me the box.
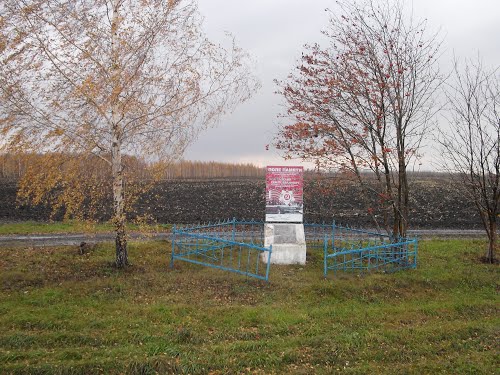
[111,0,127,267]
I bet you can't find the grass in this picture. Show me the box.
[0,238,498,374]
[0,220,171,235]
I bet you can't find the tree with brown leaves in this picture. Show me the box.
[274,0,442,238]
[0,0,259,267]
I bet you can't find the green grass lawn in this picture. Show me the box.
[0,239,498,374]
[0,221,171,235]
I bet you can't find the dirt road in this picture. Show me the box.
[0,229,487,248]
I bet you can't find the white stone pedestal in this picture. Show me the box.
[261,223,306,265]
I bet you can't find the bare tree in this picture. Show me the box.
[0,8,28,136]
[274,0,442,238]
[439,58,499,263]
[0,0,259,267]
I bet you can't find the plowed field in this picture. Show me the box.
[0,176,481,228]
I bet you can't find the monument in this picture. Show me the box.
[263,166,306,265]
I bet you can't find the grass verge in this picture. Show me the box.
[0,239,498,374]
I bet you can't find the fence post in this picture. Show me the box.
[413,238,418,269]
[232,217,236,242]
[331,220,335,252]
[170,224,176,269]
[265,244,272,282]
[323,233,328,278]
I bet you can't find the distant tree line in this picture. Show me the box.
[0,153,265,181]
[0,153,25,180]
[0,152,457,182]
[156,160,266,179]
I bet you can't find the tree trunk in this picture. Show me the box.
[396,116,408,239]
[112,128,127,267]
[111,0,127,268]
[486,219,497,263]
[398,160,409,238]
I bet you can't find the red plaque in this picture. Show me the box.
[265,166,303,222]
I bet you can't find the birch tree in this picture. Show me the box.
[0,0,259,267]
[274,0,441,238]
[439,59,499,263]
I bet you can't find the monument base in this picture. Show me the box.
[262,223,306,265]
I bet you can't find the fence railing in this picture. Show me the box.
[308,222,418,276]
[170,219,271,281]
[170,219,418,280]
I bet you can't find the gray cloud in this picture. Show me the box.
[185,0,500,169]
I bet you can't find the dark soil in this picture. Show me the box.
[0,180,55,221]
[0,176,481,229]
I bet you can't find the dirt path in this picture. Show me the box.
[0,229,487,247]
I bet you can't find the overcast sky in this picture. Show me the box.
[184,0,500,169]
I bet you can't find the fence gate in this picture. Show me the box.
[170,219,272,282]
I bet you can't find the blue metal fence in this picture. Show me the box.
[309,222,418,277]
[170,219,417,281]
[170,219,271,281]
